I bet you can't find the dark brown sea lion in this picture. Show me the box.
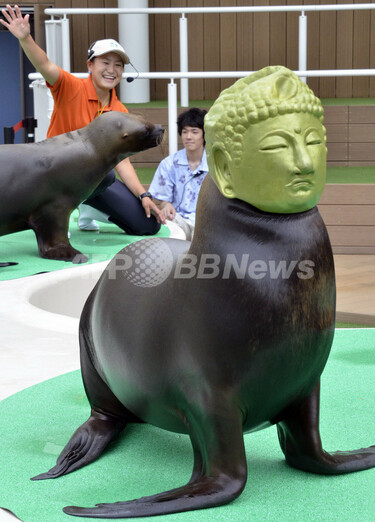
[32,67,375,518]
[0,112,164,263]
[32,175,375,518]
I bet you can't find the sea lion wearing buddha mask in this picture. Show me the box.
[32,66,375,518]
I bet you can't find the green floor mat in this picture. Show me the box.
[0,210,170,281]
[0,329,374,521]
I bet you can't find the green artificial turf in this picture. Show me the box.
[0,328,374,522]
[136,166,375,185]
[126,99,214,109]
[326,166,375,184]
[135,167,157,184]
[336,322,374,328]
[321,97,375,106]
[0,209,170,281]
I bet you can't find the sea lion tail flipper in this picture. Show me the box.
[277,381,375,474]
[62,406,247,518]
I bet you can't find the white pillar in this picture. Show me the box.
[61,16,71,72]
[299,12,307,83]
[168,80,178,155]
[179,14,189,107]
[118,0,150,103]
[45,18,70,71]
[31,80,53,142]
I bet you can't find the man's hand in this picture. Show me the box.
[159,202,177,221]
[141,197,167,225]
[1,5,30,40]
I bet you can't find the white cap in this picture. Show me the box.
[87,39,130,65]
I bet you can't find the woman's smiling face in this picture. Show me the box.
[87,52,124,91]
[228,112,327,214]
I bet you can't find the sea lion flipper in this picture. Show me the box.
[62,404,247,517]
[62,473,242,519]
[30,205,88,263]
[41,243,88,264]
[277,381,375,474]
[31,409,126,480]
[32,318,140,481]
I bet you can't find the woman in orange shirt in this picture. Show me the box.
[1,4,164,234]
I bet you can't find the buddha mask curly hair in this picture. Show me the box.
[205,66,326,174]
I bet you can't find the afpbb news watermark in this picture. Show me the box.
[104,238,315,288]
[173,254,315,280]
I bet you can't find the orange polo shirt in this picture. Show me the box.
[46,67,128,138]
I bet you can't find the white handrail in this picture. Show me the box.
[28,69,375,81]
[45,4,375,15]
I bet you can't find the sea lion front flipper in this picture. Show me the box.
[40,241,88,264]
[32,319,141,481]
[277,381,375,474]
[62,402,247,518]
[29,203,88,263]
[31,408,126,480]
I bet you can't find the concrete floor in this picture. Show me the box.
[0,263,105,521]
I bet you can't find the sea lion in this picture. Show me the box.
[0,112,164,263]
[32,67,375,518]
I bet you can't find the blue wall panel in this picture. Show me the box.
[0,32,22,144]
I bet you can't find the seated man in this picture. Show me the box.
[149,108,208,240]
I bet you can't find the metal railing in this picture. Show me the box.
[29,3,375,152]
[44,4,375,104]
[29,68,375,154]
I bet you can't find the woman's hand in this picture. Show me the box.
[1,5,31,40]
[141,197,167,225]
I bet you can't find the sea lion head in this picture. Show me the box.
[205,66,327,214]
[86,111,165,161]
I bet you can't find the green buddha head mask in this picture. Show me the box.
[204,66,327,214]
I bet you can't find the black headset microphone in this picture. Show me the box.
[126,62,140,83]
[86,42,139,83]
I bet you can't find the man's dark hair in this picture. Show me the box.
[177,108,207,136]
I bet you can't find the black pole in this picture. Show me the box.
[23,117,37,143]
[4,127,15,144]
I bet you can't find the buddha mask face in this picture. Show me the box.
[221,112,326,213]
[205,66,327,214]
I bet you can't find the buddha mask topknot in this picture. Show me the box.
[205,65,326,172]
